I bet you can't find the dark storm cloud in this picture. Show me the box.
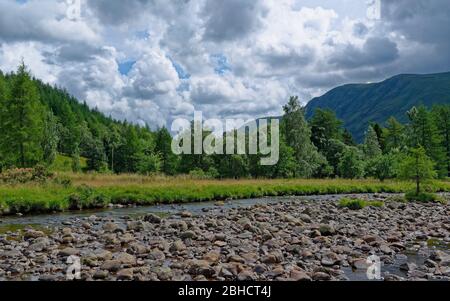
[87,0,191,26]
[329,37,399,69]
[382,0,450,45]
[201,0,266,42]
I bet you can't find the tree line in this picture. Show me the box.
[0,64,449,183]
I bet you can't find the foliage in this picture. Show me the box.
[0,63,45,168]
[363,125,382,159]
[0,165,54,184]
[338,198,384,210]
[397,146,437,194]
[405,191,442,203]
[338,147,365,179]
[366,154,396,182]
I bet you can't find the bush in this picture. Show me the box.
[338,198,384,210]
[0,165,54,184]
[405,191,442,203]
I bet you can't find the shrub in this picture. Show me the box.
[338,198,384,210]
[0,165,54,184]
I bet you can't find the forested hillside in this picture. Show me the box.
[0,63,172,175]
[305,72,450,142]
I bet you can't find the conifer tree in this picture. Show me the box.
[0,63,45,167]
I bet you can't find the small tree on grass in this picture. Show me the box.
[398,146,437,195]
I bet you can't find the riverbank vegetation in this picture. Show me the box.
[0,174,449,216]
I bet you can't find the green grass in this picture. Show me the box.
[405,191,446,204]
[338,198,385,210]
[0,175,449,216]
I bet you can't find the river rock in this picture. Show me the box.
[144,213,162,224]
[58,247,80,257]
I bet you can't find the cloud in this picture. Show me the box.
[0,0,449,129]
[329,37,399,69]
[201,0,267,42]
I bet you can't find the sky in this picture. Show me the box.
[0,0,449,128]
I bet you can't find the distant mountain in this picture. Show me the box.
[305,72,450,142]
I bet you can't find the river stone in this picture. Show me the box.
[352,259,370,270]
[128,242,147,255]
[144,213,162,224]
[58,247,80,257]
[92,249,113,261]
[188,260,215,277]
[115,253,136,266]
[157,267,173,281]
[237,217,252,230]
[102,222,118,233]
[380,245,394,255]
[319,224,336,236]
[203,251,220,263]
[1,250,22,258]
[290,269,312,281]
[149,249,166,261]
[180,211,193,218]
[169,240,186,253]
[93,270,109,280]
[101,260,122,272]
[120,233,135,244]
[180,230,196,240]
[321,253,340,266]
[238,270,255,281]
[116,268,134,280]
[312,272,331,281]
[24,230,46,240]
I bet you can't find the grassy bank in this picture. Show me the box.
[1,174,449,216]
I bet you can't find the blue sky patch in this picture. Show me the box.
[118,60,136,75]
[211,54,231,75]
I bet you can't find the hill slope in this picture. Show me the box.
[305,72,450,142]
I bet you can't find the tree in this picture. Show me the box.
[155,127,179,175]
[42,111,59,165]
[343,129,356,146]
[282,96,323,178]
[398,147,437,195]
[371,123,386,153]
[310,108,343,152]
[363,125,382,159]
[0,63,45,167]
[366,154,395,182]
[86,138,108,172]
[115,126,142,173]
[338,147,365,179]
[432,105,450,177]
[104,124,122,172]
[384,117,405,151]
[137,153,161,175]
[71,145,82,173]
[272,139,297,178]
[407,106,445,177]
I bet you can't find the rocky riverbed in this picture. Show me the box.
[0,195,449,281]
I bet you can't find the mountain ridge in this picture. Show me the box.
[305,71,450,142]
